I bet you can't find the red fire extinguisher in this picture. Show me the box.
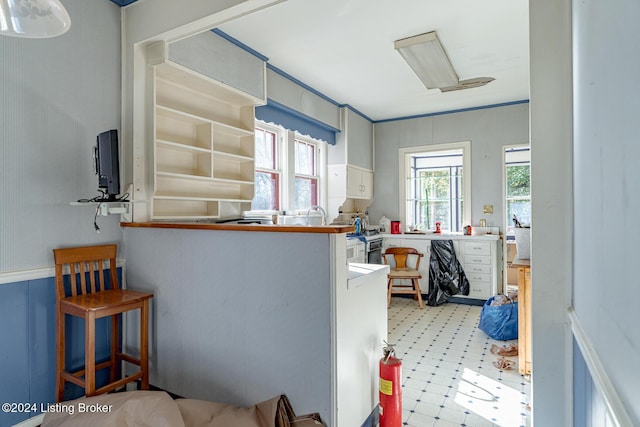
[379,341,402,427]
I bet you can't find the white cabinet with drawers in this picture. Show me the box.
[382,234,502,301]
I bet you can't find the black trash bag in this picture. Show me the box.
[427,240,470,306]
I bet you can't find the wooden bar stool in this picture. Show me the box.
[53,244,153,401]
[383,247,424,308]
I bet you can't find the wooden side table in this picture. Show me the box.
[512,257,531,376]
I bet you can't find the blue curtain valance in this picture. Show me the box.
[255,99,339,145]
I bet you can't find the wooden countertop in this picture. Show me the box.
[120,222,354,234]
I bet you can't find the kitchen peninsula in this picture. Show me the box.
[120,222,388,427]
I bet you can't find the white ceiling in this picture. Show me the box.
[217,0,530,122]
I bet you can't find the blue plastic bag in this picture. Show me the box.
[478,296,518,341]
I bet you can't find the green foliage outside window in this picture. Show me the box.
[507,165,530,197]
[506,164,531,227]
[413,167,463,231]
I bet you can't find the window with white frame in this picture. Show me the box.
[504,146,531,235]
[251,121,325,213]
[253,127,280,211]
[294,138,319,210]
[400,142,470,232]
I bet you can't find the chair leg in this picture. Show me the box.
[110,314,119,384]
[85,312,96,396]
[55,307,65,402]
[140,300,150,390]
[413,279,424,309]
[387,278,393,307]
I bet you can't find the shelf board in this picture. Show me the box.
[156,61,262,107]
[153,195,219,202]
[157,139,211,153]
[213,150,253,162]
[157,105,253,137]
[154,194,253,203]
[156,171,214,182]
[212,177,254,185]
[70,201,132,216]
[212,121,253,137]
[156,104,211,125]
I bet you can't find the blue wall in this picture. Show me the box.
[0,273,118,426]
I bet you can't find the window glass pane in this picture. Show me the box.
[507,199,531,226]
[409,152,463,232]
[252,171,279,210]
[295,140,315,176]
[255,129,276,169]
[294,177,318,210]
[504,147,531,234]
[506,164,530,197]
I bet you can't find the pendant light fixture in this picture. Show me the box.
[0,0,71,39]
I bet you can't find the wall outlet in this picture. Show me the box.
[483,204,494,214]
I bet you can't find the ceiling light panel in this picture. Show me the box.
[394,31,459,89]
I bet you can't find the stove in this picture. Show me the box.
[362,227,381,237]
[361,230,382,263]
[345,228,382,263]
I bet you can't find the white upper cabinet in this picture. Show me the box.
[347,166,373,199]
[327,107,374,205]
[329,164,373,201]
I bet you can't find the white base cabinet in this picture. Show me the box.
[383,234,502,301]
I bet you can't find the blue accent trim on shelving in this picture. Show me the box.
[109,0,138,6]
[256,99,340,145]
[373,99,530,124]
[211,29,270,62]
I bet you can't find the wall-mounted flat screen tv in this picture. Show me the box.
[94,129,121,202]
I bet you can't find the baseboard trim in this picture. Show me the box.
[568,308,633,427]
[361,404,379,427]
[0,259,126,285]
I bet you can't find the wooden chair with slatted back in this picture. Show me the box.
[383,247,424,308]
[53,244,153,402]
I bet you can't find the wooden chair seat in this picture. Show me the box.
[54,244,153,402]
[383,247,424,308]
[61,289,152,316]
[388,268,422,279]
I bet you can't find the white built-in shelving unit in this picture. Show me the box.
[149,54,261,220]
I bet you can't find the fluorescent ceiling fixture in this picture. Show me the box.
[0,0,71,38]
[395,31,494,92]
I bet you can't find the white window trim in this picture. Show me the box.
[398,141,471,231]
[251,121,327,214]
[252,122,284,214]
[290,131,327,213]
[502,143,531,237]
